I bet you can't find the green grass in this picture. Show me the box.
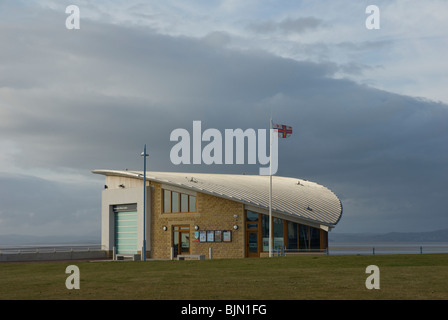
[1,254,447,300]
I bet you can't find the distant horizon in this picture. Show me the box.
[331,228,448,235]
[2,227,448,237]
[1,228,448,247]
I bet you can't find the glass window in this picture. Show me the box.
[260,215,284,251]
[171,192,179,213]
[163,189,197,213]
[181,232,190,253]
[273,218,284,249]
[299,225,309,250]
[248,232,258,253]
[189,195,196,212]
[310,227,321,250]
[173,230,179,256]
[287,221,298,250]
[181,193,188,212]
[246,211,259,222]
[262,214,269,252]
[164,190,171,213]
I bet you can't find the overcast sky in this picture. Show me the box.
[0,0,447,239]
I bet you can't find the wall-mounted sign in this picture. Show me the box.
[199,231,207,242]
[214,230,222,242]
[207,231,214,242]
[197,230,232,243]
[112,203,137,212]
[223,231,232,242]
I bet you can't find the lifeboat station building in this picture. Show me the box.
[92,170,343,259]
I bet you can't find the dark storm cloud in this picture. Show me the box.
[1,3,447,234]
[0,172,101,236]
[0,8,336,171]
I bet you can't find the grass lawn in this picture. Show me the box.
[0,254,447,300]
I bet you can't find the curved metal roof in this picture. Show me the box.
[92,169,343,229]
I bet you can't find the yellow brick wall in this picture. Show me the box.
[149,183,245,259]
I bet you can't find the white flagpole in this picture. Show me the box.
[269,117,273,257]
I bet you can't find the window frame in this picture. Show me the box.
[163,189,197,213]
[253,211,326,252]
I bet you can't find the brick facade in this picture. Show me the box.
[150,182,245,259]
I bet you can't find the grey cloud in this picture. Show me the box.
[201,31,232,47]
[0,12,336,172]
[247,16,324,34]
[336,40,393,51]
[1,3,448,235]
[0,172,101,236]
[338,62,373,75]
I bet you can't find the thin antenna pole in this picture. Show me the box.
[269,117,273,257]
[142,144,148,261]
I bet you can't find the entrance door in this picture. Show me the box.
[246,231,259,257]
[173,225,190,258]
[245,210,260,257]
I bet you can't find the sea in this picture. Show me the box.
[327,241,448,255]
[0,243,102,254]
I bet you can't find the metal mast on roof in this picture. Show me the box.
[141,144,149,261]
[269,117,273,257]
